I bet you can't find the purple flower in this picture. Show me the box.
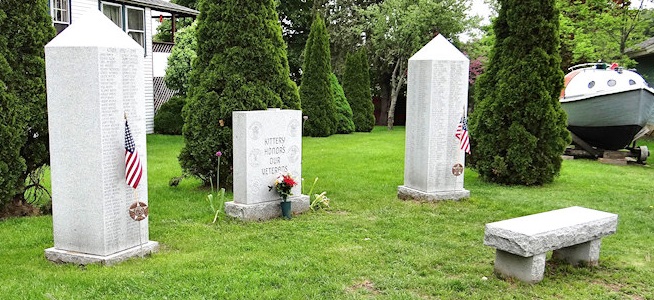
[215,151,222,157]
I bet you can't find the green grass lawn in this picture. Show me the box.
[1,127,653,299]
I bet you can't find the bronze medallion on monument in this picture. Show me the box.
[129,202,149,221]
[452,163,464,176]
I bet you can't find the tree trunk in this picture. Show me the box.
[377,73,391,125]
[387,57,406,130]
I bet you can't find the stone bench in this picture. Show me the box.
[484,206,618,283]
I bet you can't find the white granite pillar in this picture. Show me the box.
[398,34,470,201]
[44,10,157,265]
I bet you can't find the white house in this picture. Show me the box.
[48,0,198,133]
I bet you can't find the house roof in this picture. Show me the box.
[626,36,654,59]
[113,0,199,17]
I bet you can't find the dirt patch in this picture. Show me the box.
[347,279,380,295]
[0,201,41,219]
[592,280,645,300]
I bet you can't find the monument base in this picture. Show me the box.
[45,241,159,266]
[225,195,310,221]
[398,186,469,201]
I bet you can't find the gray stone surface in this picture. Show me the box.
[494,250,546,283]
[225,195,310,222]
[229,109,308,221]
[45,241,159,266]
[552,239,602,266]
[45,10,154,259]
[400,34,470,200]
[484,206,618,257]
[397,185,469,201]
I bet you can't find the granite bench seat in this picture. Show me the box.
[483,206,618,283]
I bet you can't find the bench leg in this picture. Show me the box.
[494,250,546,283]
[552,239,602,266]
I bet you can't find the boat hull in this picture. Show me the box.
[561,88,654,150]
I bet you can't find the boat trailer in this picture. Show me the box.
[564,132,650,164]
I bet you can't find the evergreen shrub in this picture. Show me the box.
[343,48,375,132]
[469,0,570,185]
[329,73,355,134]
[299,15,337,137]
[179,0,300,187]
[154,95,186,135]
[0,1,55,207]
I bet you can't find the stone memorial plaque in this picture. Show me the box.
[226,109,310,221]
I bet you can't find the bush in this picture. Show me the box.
[164,22,197,96]
[468,0,570,185]
[343,48,375,132]
[329,73,355,134]
[154,95,186,135]
[179,0,300,188]
[0,1,55,208]
[0,53,26,205]
[299,15,337,137]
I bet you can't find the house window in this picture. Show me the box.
[126,7,145,48]
[50,0,70,34]
[101,2,123,29]
[100,2,145,48]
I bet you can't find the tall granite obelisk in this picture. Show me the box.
[398,35,470,201]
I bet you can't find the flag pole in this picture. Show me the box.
[134,189,143,258]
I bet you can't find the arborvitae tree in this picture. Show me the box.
[469,0,570,185]
[299,15,337,137]
[343,48,375,132]
[0,1,55,209]
[0,17,25,205]
[329,73,355,134]
[180,0,300,187]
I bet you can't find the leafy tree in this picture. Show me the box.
[319,0,382,76]
[0,1,55,210]
[153,18,194,43]
[365,0,472,129]
[153,0,197,43]
[343,48,375,132]
[299,15,337,137]
[180,0,300,187]
[277,0,314,82]
[329,73,355,134]
[558,0,653,69]
[469,0,570,185]
[164,22,197,96]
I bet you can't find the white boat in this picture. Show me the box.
[560,63,654,154]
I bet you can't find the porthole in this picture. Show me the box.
[629,79,636,85]
[588,81,595,88]
[607,79,616,87]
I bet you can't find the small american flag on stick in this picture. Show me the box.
[125,119,143,189]
[455,111,471,154]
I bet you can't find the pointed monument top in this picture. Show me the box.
[409,34,469,62]
[46,9,142,49]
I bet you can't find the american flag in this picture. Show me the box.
[455,114,471,154]
[124,120,143,189]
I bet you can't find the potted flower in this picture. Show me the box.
[269,172,297,219]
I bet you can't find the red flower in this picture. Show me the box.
[283,175,296,187]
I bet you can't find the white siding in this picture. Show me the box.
[144,7,154,134]
[70,0,98,22]
[68,1,155,133]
